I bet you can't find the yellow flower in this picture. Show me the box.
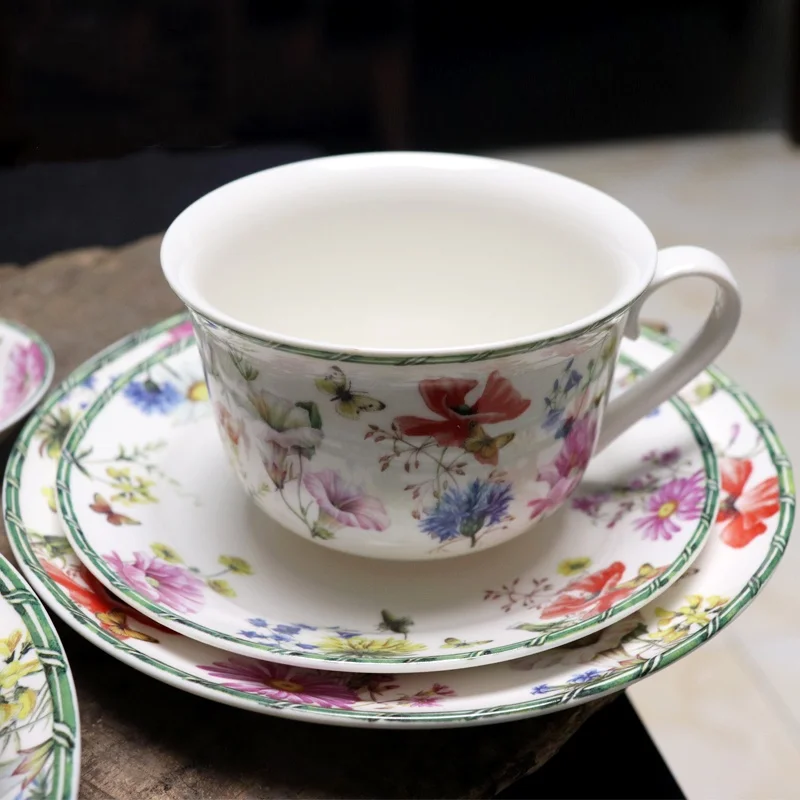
[0,630,23,661]
[316,636,426,658]
[0,688,38,723]
[187,380,209,403]
[106,467,157,505]
[557,557,591,577]
[648,595,729,644]
[0,657,40,691]
[218,556,253,575]
[207,579,235,597]
[151,543,182,563]
[41,487,57,514]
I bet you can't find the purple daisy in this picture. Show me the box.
[106,550,205,614]
[198,656,359,709]
[634,471,706,541]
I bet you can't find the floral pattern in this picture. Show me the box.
[54,333,718,668]
[105,543,254,614]
[198,655,455,710]
[0,341,46,422]
[485,558,668,625]
[0,554,77,799]
[393,371,530,460]
[634,473,706,541]
[419,478,513,546]
[192,314,625,559]
[106,551,206,614]
[3,313,792,729]
[717,456,780,548]
[569,445,706,540]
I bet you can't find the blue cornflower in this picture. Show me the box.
[542,405,564,432]
[273,624,302,636]
[420,479,513,546]
[331,629,362,640]
[567,669,603,684]
[564,369,582,393]
[530,684,551,695]
[124,378,183,414]
[239,630,268,640]
[246,618,269,628]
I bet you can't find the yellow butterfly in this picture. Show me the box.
[463,423,515,465]
[315,366,386,421]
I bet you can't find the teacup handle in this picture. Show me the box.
[597,245,741,452]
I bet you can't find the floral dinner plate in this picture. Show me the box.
[0,319,54,441]
[0,553,79,799]
[55,333,716,673]
[4,316,790,727]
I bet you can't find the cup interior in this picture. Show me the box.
[161,152,656,355]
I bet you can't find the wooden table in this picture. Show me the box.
[0,236,614,798]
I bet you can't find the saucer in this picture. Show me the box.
[0,552,79,798]
[55,335,716,673]
[0,319,54,440]
[3,315,790,727]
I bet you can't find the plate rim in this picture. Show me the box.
[54,337,719,671]
[0,317,56,437]
[2,316,793,727]
[0,552,80,798]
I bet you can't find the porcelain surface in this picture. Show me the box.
[161,153,740,560]
[0,554,79,799]
[4,314,790,726]
[0,319,54,441]
[55,335,716,672]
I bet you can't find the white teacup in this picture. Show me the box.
[161,152,740,561]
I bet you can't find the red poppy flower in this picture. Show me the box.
[43,560,170,640]
[717,457,780,548]
[540,562,634,620]
[394,371,530,449]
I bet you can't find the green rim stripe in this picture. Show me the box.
[55,336,719,667]
[193,307,629,365]
[0,556,78,799]
[2,315,793,724]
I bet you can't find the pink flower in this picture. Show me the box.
[163,320,194,346]
[106,550,205,614]
[303,469,390,531]
[0,342,46,420]
[528,474,583,520]
[198,656,359,709]
[529,414,598,520]
[548,415,597,482]
[634,471,705,541]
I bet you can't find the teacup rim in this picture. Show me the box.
[161,151,657,364]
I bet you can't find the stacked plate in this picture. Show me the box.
[1,312,792,756]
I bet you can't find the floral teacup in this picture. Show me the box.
[161,152,740,560]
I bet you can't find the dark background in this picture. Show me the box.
[1,1,796,264]
[1,0,796,164]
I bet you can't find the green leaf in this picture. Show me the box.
[311,523,335,540]
[295,401,323,430]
